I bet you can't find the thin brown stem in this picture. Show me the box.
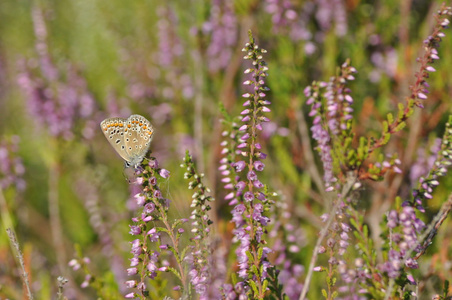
[48,160,67,275]
[6,227,34,300]
[299,174,357,300]
[295,107,325,195]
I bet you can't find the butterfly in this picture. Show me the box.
[100,114,154,168]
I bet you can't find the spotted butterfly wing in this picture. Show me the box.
[123,115,154,167]
[100,115,154,167]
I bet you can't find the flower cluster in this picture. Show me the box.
[203,0,238,73]
[314,0,348,37]
[409,138,442,186]
[409,117,452,212]
[304,60,357,190]
[16,6,97,141]
[411,7,451,107]
[263,0,347,52]
[224,32,273,298]
[264,0,308,41]
[219,114,241,206]
[305,60,405,186]
[124,158,185,299]
[378,117,452,281]
[314,204,357,298]
[182,151,216,298]
[382,206,425,278]
[154,5,193,101]
[368,5,452,154]
[68,257,92,288]
[0,136,26,191]
[270,203,305,299]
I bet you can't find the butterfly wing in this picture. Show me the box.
[123,114,154,166]
[100,117,131,162]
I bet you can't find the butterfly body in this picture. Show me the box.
[100,114,154,168]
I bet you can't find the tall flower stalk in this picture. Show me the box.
[182,151,215,299]
[123,158,188,299]
[226,31,273,299]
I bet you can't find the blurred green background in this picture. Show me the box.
[1,0,452,299]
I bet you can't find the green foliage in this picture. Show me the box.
[1,0,452,299]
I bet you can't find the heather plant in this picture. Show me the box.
[2,1,452,300]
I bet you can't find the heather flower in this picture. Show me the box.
[17,7,96,141]
[152,5,194,102]
[202,0,238,72]
[222,32,275,298]
[0,136,26,191]
[408,119,452,214]
[305,61,357,189]
[182,151,216,298]
[124,157,189,297]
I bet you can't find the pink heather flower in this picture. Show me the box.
[125,292,136,298]
[253,161,265,171]
[394,166,402,174]
[256,152,267,159]
[130,257,139,267]
[253,180,264,188]
[244,191,254,202]
[425,66,436,72]
[127,267,138,276]
[236,181,246,192]
[129,225,141,235]
[238,124,248,131]
[325,186,335,192]
[149,159,159,169]
[158,168,170,178]
[241,133,250,140]
[68,259,81,270]
[247,171,257,181]
[149,177,157,185]
[320,213,329,222]
[134,193,146,206]
[144,202,155,214]
[225,192,235,200]
[153,190,162,199]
